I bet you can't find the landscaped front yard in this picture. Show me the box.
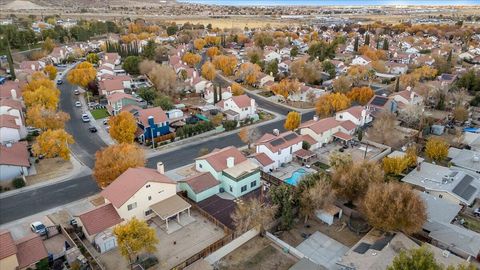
[90,108,109,119]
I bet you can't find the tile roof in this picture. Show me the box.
[101,167,176,208]
[217,95,253,109]
[250,152,275,166]
[340,120,356,131]
[0,114,20,129]
[0,98,23,111]
[107,92,136,104]
[196,146,247,172]
[0,231,17,260]
[78,203,122,236]
[181,172,220,194]
[16,235,48,269]
[333,131,354,141]
[300,117,341,135]
[0,141,30,167]
[338,105,364,120]
[137,107,168,127]
[0,81,22,99]
[99,78,124,92]
[255,131,304,153]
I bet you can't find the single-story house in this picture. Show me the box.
[0,142,30,182]
[179,172,221,203]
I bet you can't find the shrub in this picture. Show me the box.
[12,178,25,189]
[223,120,238,131]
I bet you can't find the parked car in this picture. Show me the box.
[474,208,480,217]
[56,79,63,85]
[102,118,109,125]
[88,126,98,133]
[74,89,80,95]
[75,101,81,107]
[30,221,46,235]
[81,114,90,122]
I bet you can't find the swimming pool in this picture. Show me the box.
[284,168,307,186]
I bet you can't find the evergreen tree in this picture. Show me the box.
[447,49,452,64]
[395,77,400,92]
[213,84,218,104]
[218,84,222,101]
[354,36,359,52]
[383,39,389,51]
[365,33,370,46]
[5,39,15,80]
[376,38,380,49]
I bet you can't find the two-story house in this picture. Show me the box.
[299,116,356,147]
[106,92,141,116]
[351,56,372,66]
[389,87,423,110]
[334,105,372,127]
[255,131,305,170]
[136,107,170,143]
[216,95,256,121]
[99,78,125,96]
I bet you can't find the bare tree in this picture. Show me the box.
[231,198,277,234]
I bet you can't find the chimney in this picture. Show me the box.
[273,129,280,136]
[157,162,165,174]
[193,70,197,78]
[227,157,235,168]
[148,115,155,127]
[313,115,319,121]
[10,89,17,100]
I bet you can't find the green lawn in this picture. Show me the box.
[90,108,109,119]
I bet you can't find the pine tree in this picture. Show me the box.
[365,33,370,46]
[383,39,389,51]
[376,38,380,49]
[5,39,15,80]
[447,49,452,64]
[354,36,359,52]
[213,84,218,104]
[218,84,222,101]
[395,77,400,92]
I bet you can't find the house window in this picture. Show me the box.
[158,190,164,194]
[241,185,247,192]
[146,184,151,188]
[229,186,233,192]
[250,181,256,188]
[145,209,153,216]
[199,164,203,168]
[127,202,137,211]
[339,115,343,119]
[439,194,443,198]
[148,196,152,201]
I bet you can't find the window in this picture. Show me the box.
[148,196,152,201]
[439,194,443,198]
[229,186,233,192]
[145,209,153,216]
[199,164,203,168]
[250,181,256,188]
[158,190,164,194]
[241,185,247,192]
[127,202,137,211]
[146,184,151,188]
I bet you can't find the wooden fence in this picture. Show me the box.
[260,171,285,187]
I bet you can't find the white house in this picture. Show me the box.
[0,99,24,126]
[49,47,67,64]
[288,85,325,102]
[255,130,304,170]
[385,62,408,75]
[216,95,256,121]
[258,73,275,87]
[351,56,372,66]
[389,86,423,109]
[335,105,372,127]
[264,51,282,63]
[299,116,357,146]
[0,115,25,144]
[0,141,30,182]
[203,84,232,104]
[99,78,125,96]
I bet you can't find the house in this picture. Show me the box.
[330,60,347,74]
[0,142,30,182]
[0,115,26,144]
[216,95,256,121]
[101,52,121,66]
[458,52,474,61]
[401,162,480,206]
[258,73,275,87]
[18,61,45,72]
[0,81,22,100]
[385,61,408,75]
[448,148,480,174]
[179,172,221,203]
[77,203,123,248]
[255,131,305,170]
[264,50,282,63]
[99,78,125,96]
[97,64,115,77]
[438,73,457,86]
[389,87,423,109]
[106,92,141,116]
[249,152,275,173]
[351,56,371,66]
[366,95,397,117]
[49,47,66,64]
[288,85,325,102]
[335,106,372,127]
[0,231,18,270]
[0,231,49,270]
[0,99,24,126]
[195,146,261,198]
[299,116,357,147]
[99,74,132,89]
[136,107,170,143]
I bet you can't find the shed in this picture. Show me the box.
[315,205,342,226]
[94,230,117,254]
[431,125,445,135]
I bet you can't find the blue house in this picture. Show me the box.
[136,107,170,143]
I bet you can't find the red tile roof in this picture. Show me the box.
[0,115,20,129]
[99,78,124,93]
[300,117,341,135]
[107,92,136,104]
[101,167,176,208]
[137,107,168,127]
[78,203,122,236]
[340,120,356,131]
[181,172,220,194]
[301,134,317,145]
[333,131,353,141]
[250,152,274,166]
[293,148,316,158]
[0,99,23,111]
[0,231,17,260]
[16,235,48,269]
[217,95,253,109]
[0,81,22,99]
[0,141,30,167]
[338,106,364,120]
[196,146,247,172]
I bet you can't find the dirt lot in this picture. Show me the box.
[26,157,73,185]
[217,236,297,270]
[279,217,364,248]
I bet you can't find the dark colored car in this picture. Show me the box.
[88,126,98,133]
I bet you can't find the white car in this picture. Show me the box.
[81,113,90,122]
[75,101,81,107]
[30,221,46,235]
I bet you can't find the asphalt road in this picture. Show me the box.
[0,72,314,225]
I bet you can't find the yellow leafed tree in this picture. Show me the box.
[23,72,56,92]
[113,217,159,265]
[347,86,374,105]
[315,93,351,117]
[270,79,300,100]
[231,82,244,96]
[201,61,216,81]
[44,65,58,80]
[93,143,145,188]
[212,55,237,76]
[109,111,138,144]
[405,145,418,167]
[32,129,74,160]
[23,85,60,110]
[236,62,261,86]
[425,137,449,162]
[284,111,301,131]
[26,105,70,131]
[67,61,97,88]
[194,38,206,51]
[382,156,409,175]
[182,52,201,67]
[206,46,220,59]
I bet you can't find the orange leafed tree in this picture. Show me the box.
[26,105,70,131]
[182,52,201,67]
[362,182,426,234]
[44,65,58,80]
[109,112,138,144]
[347,86,374,105]
[194,38,206,51]
[270,79,301,99]
[206,47,220,59]
[93,143,146,188]
[236,62,261,86]
[284,111,301,131]
[231,82,244,96]
[205,36,221,46]
[23,85,60,110]
[201,61,216,81]
[212,55,237,76]
[67,61,97,88]
[32,129,75,160]
[23,72,56,93]
[315,93,351,117]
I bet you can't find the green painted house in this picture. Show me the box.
[179,172,220,202]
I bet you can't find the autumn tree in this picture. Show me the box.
[236,62,261,86]
[347,65,369,86]
[23,72,55,93]
[425,137,449,162]
[231,82,244,96]
[86,53,99,65]
[238,126,261,149]
[362,182,426,234]
[284,111,301,131]
[182,52,201,67]
[42,37,55,53]
[315,93,351,117]
[67,61,97,88]
[194,38,206,51]
[369,112,397,145]
[382,156,409,175]
[347,86,374,105]
[332,75,352,94]
[246,47,263,65]
[44,65,57,80]
[93,143,145,187]
[23,85,60,110]
[206,46,220,59]
[201,61,216,81]
[270,79,300,99]
[32,129,74,160]
[26,105,70,131]
[231,198,276,234]
[109,111,137,144]
[290,58,323,84]
[299,176,335,223]
[331,160,384,202]
[148,64,177,95]
[212,55,237,76]
[113,217,159,266]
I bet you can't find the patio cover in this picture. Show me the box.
[294,149,317,159]
[333,131,353,141]
[150,195,191,220]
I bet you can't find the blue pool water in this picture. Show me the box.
[284,168,307,186]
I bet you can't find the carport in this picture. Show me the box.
[294,149,317,163]
[150,195,192,231]
[333,131,353,143]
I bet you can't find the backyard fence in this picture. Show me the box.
[261,171,286,187]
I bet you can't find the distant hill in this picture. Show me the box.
[0,0,177,9]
